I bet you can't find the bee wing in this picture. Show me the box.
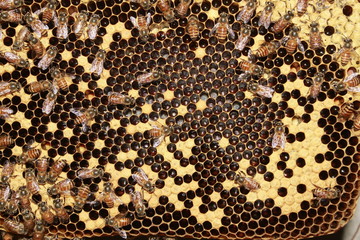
[115,228,127,239]
[260,12,272,29]
[344,72,360,83]
[37,55,51,70]
[33,8,45,15]
[146,12,151,25]
[130,16,139,28]
[235,35,249,51]
[297,38,305,52]
[57,26,69,39]
[210,23,219,35]
[227,24,235,38]
[53,15,59,28]
[279,132,286,149]
[257,85,274,98]
[70,108,83,116]
[136,72,153,82]
[152,136,164,148]
[238,72,251,82]
[42,94,57,115]
[81,122,89,132]
[280,36,289,46]
[236,7,246,21]
[271,132,281,149]
[346,86,360,93]
[136,168,149,181]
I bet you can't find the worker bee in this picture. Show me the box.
[47,178,74,196]
[21,209,35,234]
[0,51,29,68]
[130,0,152,10]
[175,0,191,18]
[27,80,53,94]
[24,13,49,38]
[17,186,32,210]
[72,10,88,38]
[35,157,49,185]
[332,70,360,92]
[73,185,91,212]
[34,0,58,25]
[234,170,260,191]
[258,1,274,29]
[37,46,58,70]
[136,68,163,86]
[0,9,22,23]
[12,26,31,51]
[0,134,14,148]
[28,34,45,59]
[105,213,131,239]
[236,0,257,24]
[99,182,122,208]
[0,82,21,97]
[47,159,66,184]
[1,160,16,186]
[296,0,309,16]
[0,0,23,10]
[281,26,305,54]
[149,21,170,32]
[247,81,274,99]
[90,49,106,76]
[76,167,104,179]
[312,184,341,200]
[25,168,40,195]
[271,121,287,150]
[148,121,173,147]
[186,15,202,41]
[87,13,100,40]
[17,140,41,164]
[309,21,323,50]
[130,13,151,42]
[130,190,147,218]
[32,220,45,240]
[271,10,294,34]
[108,92,135,106]
[250,40,280,58]
[0,184,11,212]
[50,66,74,91]
[42,84,59,115]
[308,72,324,99]
[0,105,13,119]
[238,59,264,81]
[53,198,70,223]
[56,11,69,41]
[235,24,251,51]
[333,38,359,66]
[157,0,175,22]
[3,219,26,235]
[338,102,355,121]
[6,192,19,215]
[70,107,98,132]
[210,12,235,43]
[132,168,155,193]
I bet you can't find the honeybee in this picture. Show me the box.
[17,140,41,164]
[70,107,98,132]
[35,157,49,185]
[34,0,58,26]
[149,21,170,31]
[28,34,45,59]
[0,105,13,119]
[24,13,49,38]
[90,49,106,76]
[332,70,360,92]
[76,167,104,179]
[238,59,264,81]
[132,168,155,193]
[47,159,66,184]
[235,24,251,51]
[247,81,274,99]
[149,121,173,147]
[353,112,360,131]
[108,92,135,106]
[56,11,69,40]
[27,80,53,94]
[87,13,100,40]
[32,219,45,240]
[338,102,355,121]
[210,12,235,43]
[175,0,191,18]
[99,182,122,208]
[0,51,29,68]
[0,184,11,212]
[12,26,31,51]
[271,10,294,34]
[1,160,15,186]
[72,10,88,38]
[17,186,32,210]
[296,0,309,16]
[3,219,26,235]
[21,209,35,234]
[0,134,14,148]
[0,0,23,10]
[42,83,59,115]
[37,46,58,70]
[308,72,324,98]
[47,179,74,196]
[281,26,305,54]
[234,170,260,191]
[6,192,19,215]
[130,0,152,10]
[130,190,146,218]
[130,13,151,42]
[271,121,286,150]
[0,9,22,23]
[25,168,40,195]
[105,213,130,239]
[53,198,70,223]
[136,68,163,86]
[312,184,341,200]
[309,21,323,50]
[258,1,274,29]
[236,0,257,24]
[50,66,74,90]
[333,38,358,66]
[250,40,280,58]
[73,185,91,212]
[186,15,202,41]
[157,0,175,22]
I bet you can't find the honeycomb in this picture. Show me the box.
[0,0,360,239]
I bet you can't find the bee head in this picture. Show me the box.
[10,82,21,91]
[24,13,34,23]
[243,25,251,34]
[53,199,62,208]
[48,46,58,56]
[47,186,57,196]
[265,1,274,10]
[104,182,112,192]
[248,82,258,92]
[90,14,100,23]
[332,81,345,92]
[14,0,23,7]
[97,49,106,59]
[19,186,28,196]
[284,11,294,20]
[19,59,30,68]
[87,107,98,118]
[105,217,115,226]
[125,96,135,105]
[93,168,104,178]
[248,0,256,7]
[35,220,44,231]
[253,65,264,76]
[219,12,228,22]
